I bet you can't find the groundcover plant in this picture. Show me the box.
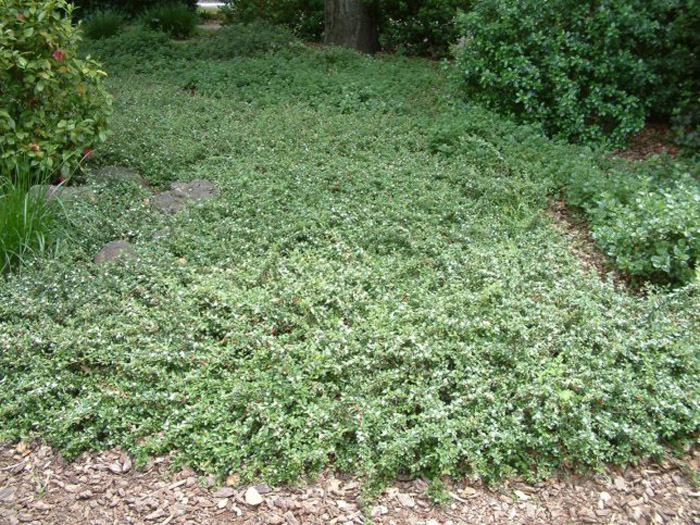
[0,26,697,492]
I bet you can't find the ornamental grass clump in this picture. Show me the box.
[0,160,62,275]
[83,9,126,40]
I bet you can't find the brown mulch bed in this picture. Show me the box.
[548,199,632,289]
[0,442,697,524]
[615,122,680,161]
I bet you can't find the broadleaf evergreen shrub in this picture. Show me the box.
[454,0,699,148]
[377,0,466,57]
[0,0,112,175]
[220,0,468,56]
[71,0,197,18]
[220,0,324,40]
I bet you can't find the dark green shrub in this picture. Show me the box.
[221,0,324,40]
[378,0,466,57]
[142,2,199,39]
[84,9,126,39]
[454,0,698,148]
[72,0,198,18]
[672,98,700,156]
[220,0,468,56]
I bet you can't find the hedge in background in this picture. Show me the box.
[221,0,324,41]
[378,0,466,57]
[71,0,197,18]
[454,0,698,148]
[0,0,112,176]
[221,0,469,56]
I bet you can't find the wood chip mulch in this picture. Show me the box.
[0,443,697,524]
[614,123,680,161]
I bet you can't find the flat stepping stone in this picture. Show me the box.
[152,179,219,214]
[94,240,138,265]
[30,185,97,203]
[91,166,148,187]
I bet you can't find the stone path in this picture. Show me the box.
[83,168,220,264]
[0,443,697,524]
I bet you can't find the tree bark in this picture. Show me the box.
[324,0,379,54]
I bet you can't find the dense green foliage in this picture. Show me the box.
[71,0,197,18]
[0,28,697,490]
[220,0,467,56]
[83,9,126,39]
[378,0,466,57]
[0,0,112,176]
[566,156,699,283]
[141,2,199,39]
[221,0,324,41]
[454,0,699,148]
[429,113,700,285]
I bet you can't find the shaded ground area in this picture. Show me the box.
[615,123,680,161]
[0,443,697,524]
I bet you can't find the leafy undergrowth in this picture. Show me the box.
[0,26,698,489]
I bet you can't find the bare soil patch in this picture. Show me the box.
[548,199,631,289]
[615,122,680,161]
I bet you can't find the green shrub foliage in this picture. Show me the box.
[565,157,699,284]
[83,8,126,39]
[220,0,468,56]
[221,0,325,40]
[0,0,112,175]
[141,2,199,39]
[378,0,465,57]
[454,0,699,148]
[0,27,696,491]
[71,0,197,18]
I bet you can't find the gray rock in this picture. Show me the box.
[152,179,219,214]
[254,483,272,494]
[91,166,148,187]
[30,185,97,204]
[171,179,219,200]
[212,488,235,499]
[94,241,138,265]
[151,191,189,214]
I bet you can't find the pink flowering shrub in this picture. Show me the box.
[0,0,112,177]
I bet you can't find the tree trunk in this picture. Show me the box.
[324,0,379,54]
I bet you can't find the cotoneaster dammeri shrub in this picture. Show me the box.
[0,0,112,176]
